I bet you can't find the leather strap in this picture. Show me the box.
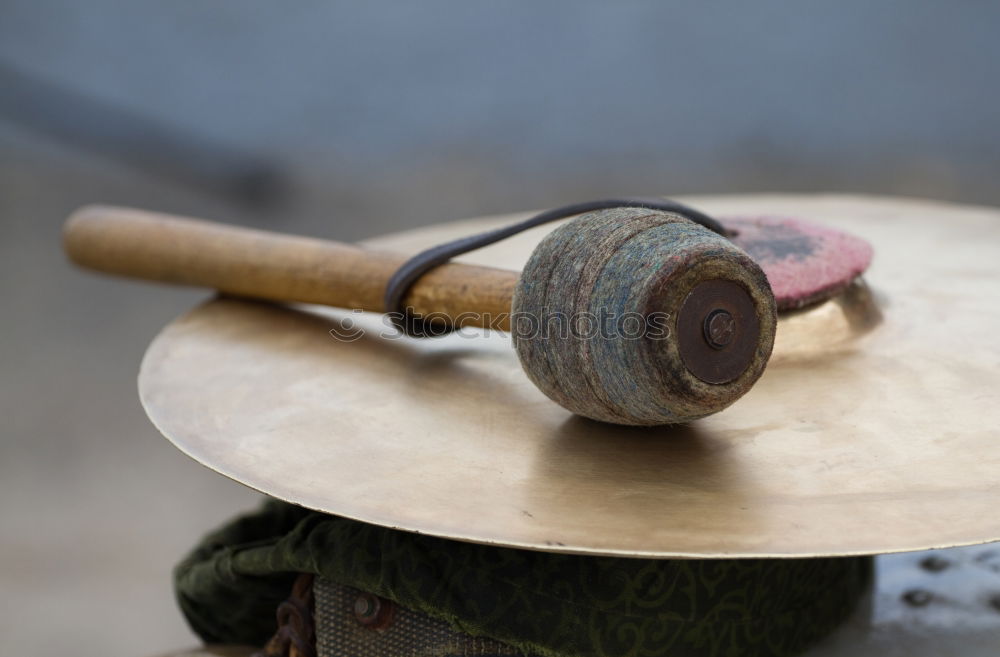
[383,198,726,337]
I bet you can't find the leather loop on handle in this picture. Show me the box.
[63,205,518,330]
[384,197,727,336]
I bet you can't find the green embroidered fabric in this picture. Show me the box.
[175,500,871,657]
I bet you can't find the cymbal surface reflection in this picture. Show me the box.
[139,195,1000,558]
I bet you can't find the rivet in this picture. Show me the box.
[354,593,379,621]
[354,592,394,629]
[703,309,736,349]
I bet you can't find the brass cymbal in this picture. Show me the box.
[138,194,1000,558]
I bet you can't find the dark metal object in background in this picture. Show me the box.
[255,574,316,657]
[0,60,287,208]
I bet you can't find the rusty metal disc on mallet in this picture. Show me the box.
[138,194,1000,558]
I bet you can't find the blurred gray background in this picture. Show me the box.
[1,2,998,655]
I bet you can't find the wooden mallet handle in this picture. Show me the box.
[63,205,518,330]
[65,204,777,425]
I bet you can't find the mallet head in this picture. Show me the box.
[511,207,777,425]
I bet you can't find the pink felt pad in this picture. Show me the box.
[721,216,873,311]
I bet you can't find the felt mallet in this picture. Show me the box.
[63,204,776,425]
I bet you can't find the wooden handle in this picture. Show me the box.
[63,205,518,330]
